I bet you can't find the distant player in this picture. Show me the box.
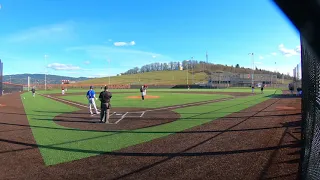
[62,86,65,95]
[31,87,36,97]
[99,86,112,123]
[251,85,255,93]
[261,84,264,94]
[87,86,100,115]
[140,85,147,100]
[144,84,148,95]
[297,87,302,96]
[288,83,294,95]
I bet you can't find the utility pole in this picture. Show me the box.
[186,60,190,85]
[248,53,254,86]
[107,59,111,85]
[274,61,277,88]
[205,51,208,72]
[191,56,194,84]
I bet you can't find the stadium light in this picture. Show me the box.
[107,59,111,85]
[186,60,190,85]
[248,53,254,86]
[191,57,194,84]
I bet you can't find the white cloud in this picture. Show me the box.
[152,55,157,58]
[113,42,127,46]
[84,61,90,64]
[114,41,136,47]
[91,73,109,78]
[66,72,80,74]
[259,56,264,60]
[271,52,277,56]
[5,21,76,43]
[47,63,81,71]
[65,45,175,68]
[278,44,301,57]
[130,41,136,45]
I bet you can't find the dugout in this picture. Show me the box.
[2,82,23,94]
[207,71,277,88]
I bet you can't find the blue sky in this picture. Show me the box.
[0,0,301,78]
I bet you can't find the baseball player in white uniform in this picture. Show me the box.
[62,87,65,95]
[86,86,100,115]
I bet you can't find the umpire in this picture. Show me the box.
[99,86,112,123]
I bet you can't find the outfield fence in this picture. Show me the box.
[2,82,23,94]
[300,36,320,179]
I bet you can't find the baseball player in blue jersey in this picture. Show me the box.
[87,86,100,115]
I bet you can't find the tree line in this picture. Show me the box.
[121,61,292,79]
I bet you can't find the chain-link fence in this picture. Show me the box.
[0,60,23,95]
[300,37,320,180]
[2,83,23,94]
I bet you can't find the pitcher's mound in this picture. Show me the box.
[127,95,160,99]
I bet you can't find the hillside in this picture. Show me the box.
[77,70,291,85]
[122,61,293,80]
[78,70,208,85]
[3,74,89,85]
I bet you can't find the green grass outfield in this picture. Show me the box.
[61,92,231,108]
[36,87,278,95]
[21,89,280,166]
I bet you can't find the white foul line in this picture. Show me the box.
[114,97,234,124]
[41,94,92,109]
[39,93,116,117]
[40,93,234,125]
[114,112,128,124]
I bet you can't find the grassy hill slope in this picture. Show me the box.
[77,70,292,85]
[78,70,207,85]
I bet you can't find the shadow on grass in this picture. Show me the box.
[0,103,302,179]
[0,134,301,156]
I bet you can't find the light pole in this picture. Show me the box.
[191,57,194,84]
[248,53,254,86]
[44,55,48,91]
[274,61,277,87]
[107,59,111,85]
[186,60,189,85]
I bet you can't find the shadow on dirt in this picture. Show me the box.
[266,94,302,99]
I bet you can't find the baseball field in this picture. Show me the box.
[0,88,301,180]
